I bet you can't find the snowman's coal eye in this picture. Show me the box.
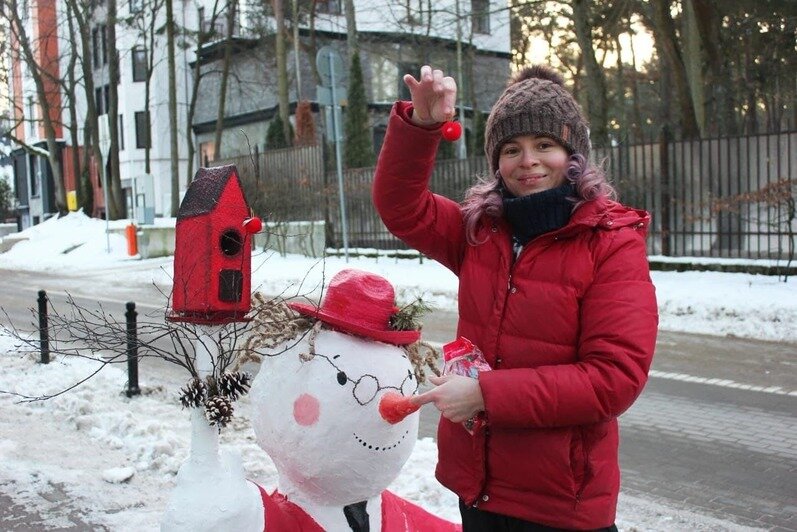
[336,371,348,385]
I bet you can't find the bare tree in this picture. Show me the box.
[571,0,609,147]
[272,0,292,147]
[343,0,358,59]
[212,0,238,157]
[165,0,180,215]
[106,0,125,219]
[4,0,68,213]
[185,0,224,181]
[63,0,104,217]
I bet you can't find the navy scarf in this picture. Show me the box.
[502,182,575,246]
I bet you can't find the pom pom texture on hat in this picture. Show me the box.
[485,65,591,174]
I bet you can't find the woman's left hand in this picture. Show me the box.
[411,374,485,423]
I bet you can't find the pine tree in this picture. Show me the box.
[266,114,294,149]
[343,51,374,169]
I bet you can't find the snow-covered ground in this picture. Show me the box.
[1,211,791,530]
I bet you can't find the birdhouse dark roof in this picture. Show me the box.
[177,165,246,220]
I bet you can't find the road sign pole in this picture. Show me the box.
[329,51,349,262]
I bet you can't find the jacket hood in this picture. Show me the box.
[560,197,651,238]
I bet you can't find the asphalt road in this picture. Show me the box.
[1,267,795,530]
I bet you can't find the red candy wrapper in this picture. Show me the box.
[442,337,491,434]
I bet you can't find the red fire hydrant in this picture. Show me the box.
[125,223,138,256]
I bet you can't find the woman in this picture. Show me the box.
[372,64,658,531]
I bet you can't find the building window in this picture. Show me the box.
[27,97,36,137]
[315,0,342,15]
[135,111,150,149]
[92,25,108,68]
[119,114,125,151]
[101,25,107,65]
[371,57,398,103]
[132,47,147,82]
[95,84,110,115]
[95,87,103,115]
[398,63,422,101]
[372,125,387,154]
[199,141,215,166]
[28,154,38,197]
[471,0,490,34]
[92,27,100,67]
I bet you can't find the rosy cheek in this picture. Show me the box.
[293,393,320,426]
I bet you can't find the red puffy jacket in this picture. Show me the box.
[373,102,658,530]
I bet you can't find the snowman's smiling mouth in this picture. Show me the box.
[353,430,410,452]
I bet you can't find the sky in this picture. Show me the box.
[0,211,792,530]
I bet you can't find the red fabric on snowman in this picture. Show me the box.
[257,486,461,531]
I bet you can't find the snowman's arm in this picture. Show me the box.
[161,450,265,532]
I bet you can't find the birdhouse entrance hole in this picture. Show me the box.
[220,229,243,256]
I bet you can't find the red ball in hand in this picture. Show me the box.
[441,121,462,142]
[243,217,263,234]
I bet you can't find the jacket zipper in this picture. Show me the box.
[574,428,590,506]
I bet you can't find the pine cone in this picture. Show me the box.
[179,378,206,409]
[218,372,252,402]
[204,395,234,427]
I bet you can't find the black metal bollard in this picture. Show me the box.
[125,302,141,397]
[37,290,49,364]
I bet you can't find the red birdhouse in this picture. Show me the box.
[168,165,260,324]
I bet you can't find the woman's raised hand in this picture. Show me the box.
[403,65,457,127]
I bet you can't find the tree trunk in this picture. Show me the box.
[166,0,180,215]
[681,0,706,137]
[65,6,81,208]
[646,0,700,139]
[106,0,124,219]
[213,0,237,156]
[571,0,609,147]
[690,0,738,136]
[272,0,291,147]
[626,16,643,138]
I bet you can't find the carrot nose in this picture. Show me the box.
[378,392,420,424]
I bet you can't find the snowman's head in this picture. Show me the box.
[248,270,424,506]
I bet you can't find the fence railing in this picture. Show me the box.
[213,130,796,261]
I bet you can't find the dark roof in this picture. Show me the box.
[177,165,247,220]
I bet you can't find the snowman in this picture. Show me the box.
[162,269,460,531]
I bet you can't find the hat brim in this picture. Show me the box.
[289,302,420,346]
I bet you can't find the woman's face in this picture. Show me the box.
[498,135,570,197]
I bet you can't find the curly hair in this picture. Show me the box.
[460,154,616,246]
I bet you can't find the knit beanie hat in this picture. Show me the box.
[484,65,591,174]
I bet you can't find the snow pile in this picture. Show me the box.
[0,211,131,269]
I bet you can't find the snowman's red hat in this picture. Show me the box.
[289,269,421,346]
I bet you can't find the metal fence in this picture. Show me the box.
[214,130,796,260]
